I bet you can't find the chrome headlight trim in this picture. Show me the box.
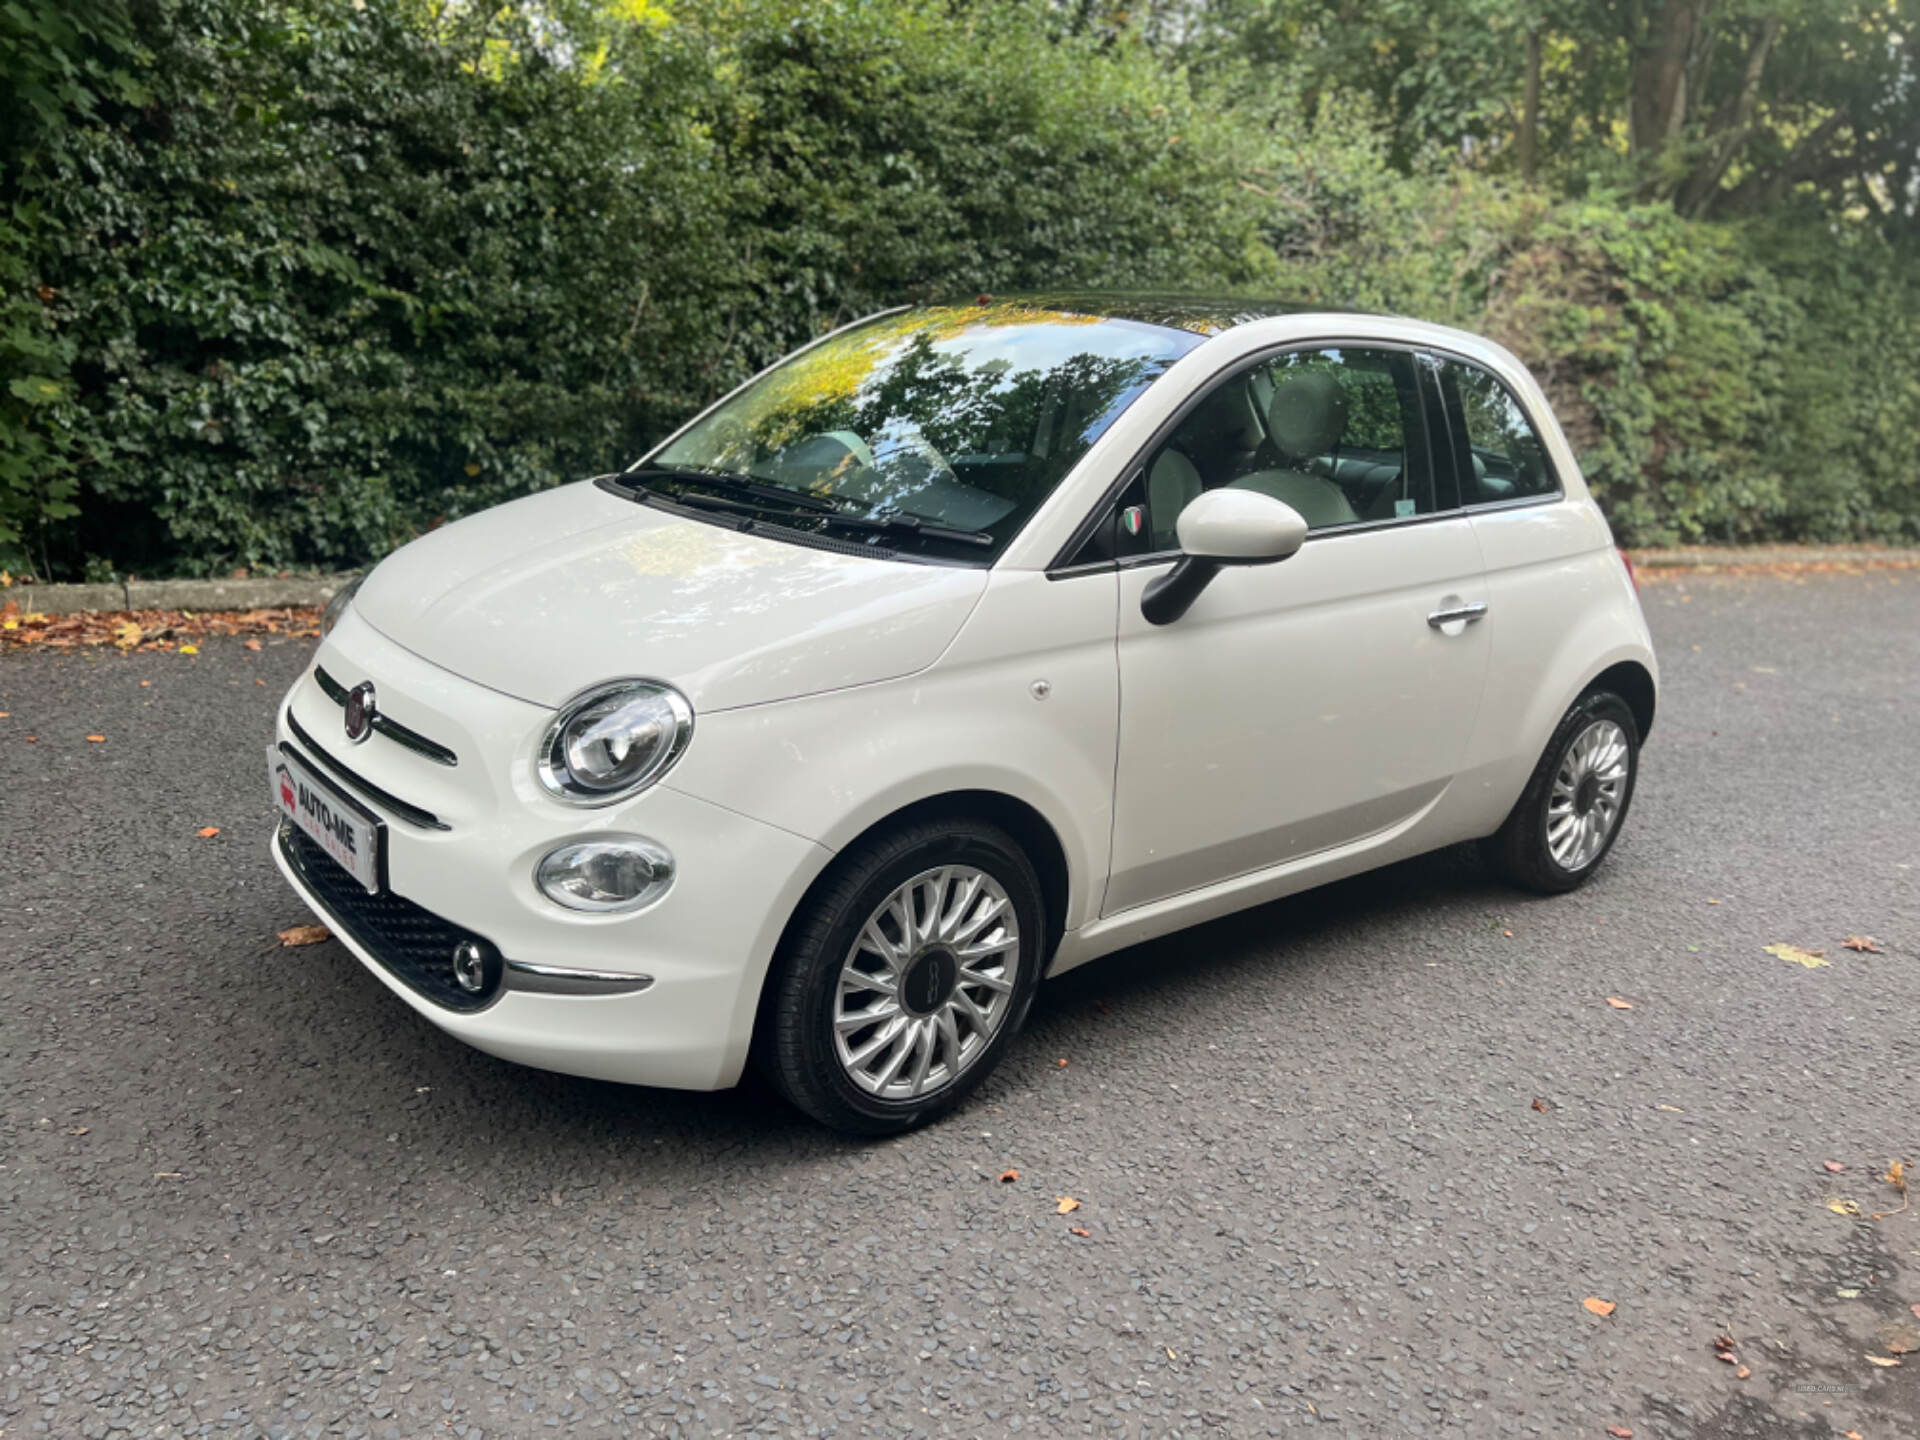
[535,679,694,807]
[320,573,364,639]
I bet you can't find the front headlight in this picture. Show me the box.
[536,679,693,806]
[320,573,364,638]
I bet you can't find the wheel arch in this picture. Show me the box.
[1588,659,1656,741]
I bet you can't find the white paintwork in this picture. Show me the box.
[1173,489,1308,560]
[270,308,1656,1092]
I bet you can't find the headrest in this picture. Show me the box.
[1267,370,1348,462]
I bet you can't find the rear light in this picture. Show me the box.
[1618,547,1639,592]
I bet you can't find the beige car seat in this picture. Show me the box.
[1228,370,1359,528]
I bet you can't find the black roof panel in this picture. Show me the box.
[945,291,1383,336]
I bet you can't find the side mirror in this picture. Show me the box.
[1141,489,1308,626]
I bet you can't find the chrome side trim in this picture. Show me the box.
[503,961,657,997]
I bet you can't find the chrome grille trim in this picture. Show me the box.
[286,710,449,831]
[313,666,458,767]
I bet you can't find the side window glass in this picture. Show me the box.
[1441,361,1558,504]
[1141,346,1437,544]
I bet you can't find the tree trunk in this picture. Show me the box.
[1520,28,1543,184]
[1629,0,1712,157]
[1679,16,1783,217]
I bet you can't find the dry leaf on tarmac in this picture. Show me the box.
[1764,943,1830,968]
[244,638,262,652]
[1056,1196,1081,1214]
[1842,936,1883,953]
[1069,1226,1090,1237]
[1736,1365,1751,1379]
[1606,996,1634,1010]
[1866,1355,1902,1367]
[1715,1351,1737,1364]
[997,1169,1018,1183]
[1828,1197,1863,1216]
[1825,1161,1848,1173]
[113,620,142,648]
[195,826,220,838]
[1713,1334,1735,1353]
[1606,1427,1634,1438]
[277,925,331,947]
[1583,1297,1616,1317]
[1531,1098,1549,1112]
[85,734,104,742]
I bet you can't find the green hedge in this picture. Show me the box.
[2,0,1916,577]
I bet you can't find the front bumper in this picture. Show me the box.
[270,608,832,1090]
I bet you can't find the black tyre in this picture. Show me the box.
[759,818,1046,1135]
[1483,689,1640,895]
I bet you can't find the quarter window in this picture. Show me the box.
[1138,346,1438,550]
[1438,360,1559,504]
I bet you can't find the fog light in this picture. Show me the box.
[536,838,674,913]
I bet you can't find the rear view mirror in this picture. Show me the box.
[1142,490,1307,625]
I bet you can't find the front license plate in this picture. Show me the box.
[270,745,381,894]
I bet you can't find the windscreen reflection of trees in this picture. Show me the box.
[701,331,1167,523]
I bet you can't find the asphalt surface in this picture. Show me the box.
[3,569,1918,1440]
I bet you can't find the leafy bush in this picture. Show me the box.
[1,0,1915,575]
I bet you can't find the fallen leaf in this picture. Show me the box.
[1842,936,1883,953]
[1707,898,1721,905]
[1911,1304,1920,1320]
[1713,1333,1736,1352]
[178,643,198,655]
[997,1169,1018,1183]
[85,734,104,742]
[66,1126,88,1136]
[1055,1058,1068,1068]
[244,638,262,651]
[1828,1197,1863,1216]
[277,924,331,947]
[1069,1226,1090,1237]
[1056,1196,1081,1214]
[1839,1288,1862,1298]
[1764,943,1829,968]
[153,1171,182,1179]
[1715,1350,1737,1364]
[1866,1354,1901,1367]
[1502,929,1513,938]
[112,620,142,649]
[1164,1347,1176,1361]
[1606,996,1634,1010]
[1825,1161,1848,1173]
[1656,1104,1684,1113]
[1606,1428,1634,1438]
[195,826,220,839]
[1886,1159,1907,1193]
[1583,1297,1616,1317]
[1531,1098,1549,1112]
[1736,1365,1750,1379]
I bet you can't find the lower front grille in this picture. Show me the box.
[278,823,503,1011]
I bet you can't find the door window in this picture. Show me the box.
[1436,359,1560,505]
[1138,347,1439,550]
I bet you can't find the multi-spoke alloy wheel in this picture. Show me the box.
[1483,688,1641,895]
[833,866,1020,1100]
[760,819,1044,1134]
[1546,719,1629,870]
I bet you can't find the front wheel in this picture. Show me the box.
[759,819,1046,1135]
[1483,690,1640,894]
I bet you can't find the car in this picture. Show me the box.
[270,294,1656,1134]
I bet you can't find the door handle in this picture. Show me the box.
[1427,600,1488,628]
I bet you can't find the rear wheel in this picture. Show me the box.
[760,819,1045,1135]
[1484,690,1639,894]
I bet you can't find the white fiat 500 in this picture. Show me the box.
[271,297,1655,1133]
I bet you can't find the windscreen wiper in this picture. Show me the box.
[629,465,839,513]
[662,490,992,549]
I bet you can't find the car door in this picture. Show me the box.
[1102,344,1492,915]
